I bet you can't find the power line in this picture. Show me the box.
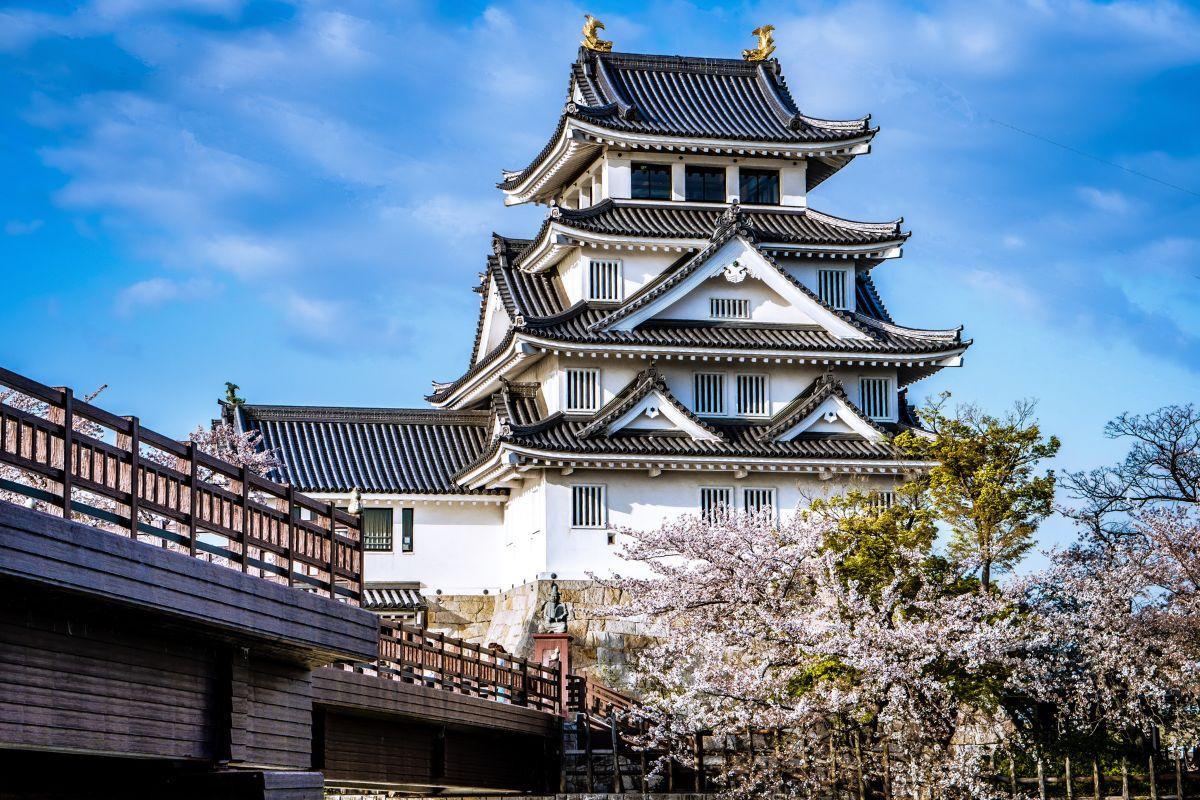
[987,117,1200,199]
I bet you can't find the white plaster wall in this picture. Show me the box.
[603,152,807,207]
[538,468,901,580]
[477,284,512,362]
[559,249,680,306]
[779,259,857,313]
[657,274,822,326]
[361,501,507,594]
[498,479,549,589]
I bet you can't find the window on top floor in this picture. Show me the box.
[818,269,850,310]
[685,165,726,202]
[362,507,394,552]
[739,168,780,205]
[631,162,672,200]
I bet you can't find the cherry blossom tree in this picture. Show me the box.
[604,506,1031,799]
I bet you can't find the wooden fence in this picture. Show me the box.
[0,365,363,603]
[335,620,562,713]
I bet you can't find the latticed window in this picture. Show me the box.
[693,372,726,415]
[572,484,607,528]
[868,491,895,512]
[738,168,779,205]
[631,162,671,200]
[860,377,892,420]
[743,487,777,517]
[709,297,750,320]
[700,487,734,521]
[736,374,769,417]
[565,368,601,412]
[362,507,394,552]
[588,259,623,302]
[818,269,849,310]
[685,165,726,202]
[400,507,414,552]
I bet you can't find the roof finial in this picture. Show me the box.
[224,381,244,406]
[581,14,613,52]
[742,24,776,61]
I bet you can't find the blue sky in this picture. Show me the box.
[2,0,1198,554]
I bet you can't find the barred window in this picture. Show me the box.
[565,368,601,412]
[709,297,750,320]
[868,491,896,512]
[400,507,414,552]
[859,377,892,420]
[736,374,769,417]
[694,372,726,415]
[818,269,849,310]
[700,487,734,521]
[572,484,607,529]
[363,507,394,552]
[743,487,777,517]
[588,259,623,302]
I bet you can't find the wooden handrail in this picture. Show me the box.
[335,620,563,714]
[0,365,363,604]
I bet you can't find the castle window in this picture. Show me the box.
[572,484,607,529]
[363,507,394,552]
[859,377,892,420]
[818,269,850,310]
[743,487,777,517]
[736,374,769,417]
[700,487,734,521]
[869,491,896,512]
[400,507,414,553]
[709,297,750,320]
[588,259,623,302]
[739,168,779,205]
[693,372,726,415]
[565,368,601,412]
[631,162,671,200]
[685,165,726,202]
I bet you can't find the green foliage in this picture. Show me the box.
[787,654,861,698]
[895,396,1061,590]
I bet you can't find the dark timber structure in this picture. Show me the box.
[0,367,564,798]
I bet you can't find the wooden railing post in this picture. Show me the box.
[59,386,73,521]
[125,416,140,538]
[326,500,337,597]
[610,714,623,794]
[187,443,198,556]
[238,466,250,572]
[693,730,705,793]
[285,485,296,588]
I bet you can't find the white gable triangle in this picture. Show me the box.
[607,236,868,339]
[605,391,721,441]
[776,394,885,442]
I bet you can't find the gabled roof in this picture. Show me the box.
[567,50,871,144]
[514,200,907,271]
[588,205,869,338]
[234,404,503,495]
[756,371,889,443]
[577,364,724,441]
[499,50,876,201]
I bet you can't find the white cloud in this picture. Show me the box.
[5,219,43,235]
[1078,186,1132,214]
[114,276,220,316]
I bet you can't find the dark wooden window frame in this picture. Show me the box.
[738,167,780,205]
[400,507,414,553]
[631,162,672,200]
[363,507,394,552]
[685,165,726,202]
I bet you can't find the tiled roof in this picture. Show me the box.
[363,584,426,612]
[577,363,724,440]
[514,200,905,269]
[236,404,502,495]
[500,50,874,192]
[570,51,870,144]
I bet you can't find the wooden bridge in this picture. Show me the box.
[0,367,569,799]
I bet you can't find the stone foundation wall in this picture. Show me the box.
[425,580,654,682]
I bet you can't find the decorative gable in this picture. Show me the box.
[593,206,869,339]
[758,372,887,443]
[579,364,723,442]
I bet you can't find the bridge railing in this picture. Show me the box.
[337,620,562,714]
[0,366,363,603]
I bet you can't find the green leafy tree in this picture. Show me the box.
[895,396,1060,591]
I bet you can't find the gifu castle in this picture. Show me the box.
[223,26,969,644]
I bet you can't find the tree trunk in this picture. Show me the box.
[981,559,992,592]
[1121,757,1130,800]
[1065,756,1074,800]
[1092,759,1101,800]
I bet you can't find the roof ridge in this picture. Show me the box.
[242,405,493,425]
[851,313,962,341]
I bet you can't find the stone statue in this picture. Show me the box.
[542,581,569,633]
